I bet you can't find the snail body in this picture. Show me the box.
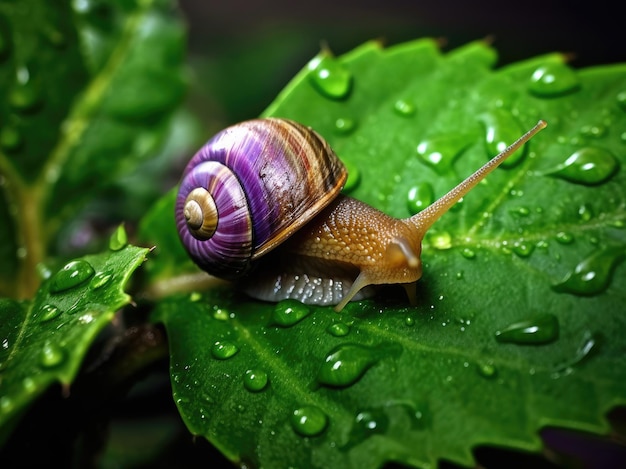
[176,118,547,311]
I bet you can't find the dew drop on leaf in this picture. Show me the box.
[476,362,497,379]
[393,99,416,117]
[211,340,239,360]
[40,341,65,368]
[512,241,534,258]
[460,247,476,259]
[109,224,128,251]
[479,110,526,167]
[416,134,472,175]
[307,54,352,100]
[327,322,350,337]
[0,396,14,415]
[271,299,310,327]
[406,182,434,215]
[317,343,400,388]
[343,407,389,450]
[342,158,361,193]
[290,405,328,437]
[50,260,95,293]
[90,271,113,290]
[22,377,36,394]
[212,307,230,321]
[555,231,574,244]
[39,304,61,322]
[429,231,452,250]
[334,117,356,135]
[528,62,580,97]
[578,204,594,222]
[495,314,559,345]
[552,246,624,296]
[243,369,269,392]
[546,147,619,185]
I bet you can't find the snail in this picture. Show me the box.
[176,117,547,312]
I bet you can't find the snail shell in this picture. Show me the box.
[175,118,347,279]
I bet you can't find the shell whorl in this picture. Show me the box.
[176,118,347,279]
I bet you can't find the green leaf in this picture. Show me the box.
[0,243,149,445]
[152,39,626,467]
[0,0,186,298]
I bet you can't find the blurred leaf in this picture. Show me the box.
[0,0,186,298]
[151,39,626,467]
[0,243,149,445]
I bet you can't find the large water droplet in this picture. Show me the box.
[416,134,473,175]
[40,341,65,368]
[317,343,400,388]
[291,405,328,437]
[512,241,534,258]
[552,246,624,296]
[211,340,239,360]
[109,224,128,251]
[528,62,580,97]
[342,407,389,450]
[555,231,574,244]
[406,182,434,215]
[307,53,352,100]
[243,369,269,392]
[479,111,526,167]
[578,204,593,222]
[495,314,559,345]
[546,147,618,185]
[476,361,497,379]
[271,299,311,327]
[327,322,350,337]
[39,304,61,322]
[50,260,95,293]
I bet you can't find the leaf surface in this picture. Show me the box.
[0,243,149,445]
[151,39,626,467]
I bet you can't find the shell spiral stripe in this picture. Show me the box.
[176,118,347,279]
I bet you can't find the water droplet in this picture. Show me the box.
[22,377,36,394]
[512,241,534,258]
[546,147,618,185]
[404,316,415,327]
[342,407,389,449]
[90,271,113,290]
[477,362,497,379]
[495,314,559,345]
[271,299,311,327]
[552,246,624,296]
[479,111,526,167]
[212,307,229,321]
[0,126,23,152]
[307,53,352,100]
[243,369,269,392]
[211,340,239,360]
[109,224,127,251]
[40,341,65,368]
[317,343,400,388]
[10,66,43,112]
[555,231,574,244]
[578,204,593,222]
[416,134,473,175]
[342,158,361,193]
[528,62,580,97]
[616,91,626,112]
[291,405,328,437]
[327,322,350,337]
[393,99,416,116]
[509,206,530,217]
[39,304,61,322]
[460,247,476,259]
[406,182,434,215]
[334,117,356,135]
[49,260,95,293]
[429,231,452,250]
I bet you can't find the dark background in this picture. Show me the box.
[178,0,625,124]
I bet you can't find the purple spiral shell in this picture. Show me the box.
[176,118,347,279]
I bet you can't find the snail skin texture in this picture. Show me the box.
[176,118,547,312]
